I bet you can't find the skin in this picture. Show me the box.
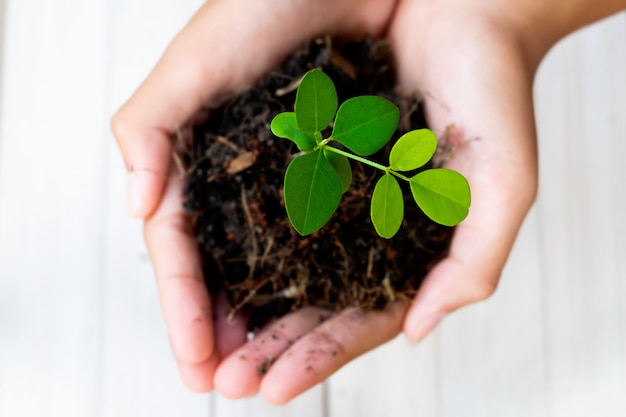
[111,0,626,405]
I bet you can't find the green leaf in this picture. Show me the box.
[284,149,343,235]
[294,69,338,133]
[389,129,438,171]
[371,174,404,239]
[409,169,471,226]
[271,112,317,151]
[331,96,399,156]
[324,149,352,193]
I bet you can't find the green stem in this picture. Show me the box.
[388,170,411,182]
[323,145,388,172]
[322,145,410,182]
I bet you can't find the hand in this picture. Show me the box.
[390,0,626,341]
[389,3,542,343]
[111,0,399,400]
[111,0,623,405]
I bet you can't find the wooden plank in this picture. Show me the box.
[435,209,548,417]
[0,1,110,415]
[327,335,439,417]
[0,0,5,104]
[101,0,212,415]
[212,388,325,417]
[534,13,626,417]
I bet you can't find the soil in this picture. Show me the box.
[181,38,454,331]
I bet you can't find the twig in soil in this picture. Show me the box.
[326,35,357,80]
[275,75,303,97]
[226,151,257,175]
[333,236,350,281]
[172,152,186,178]
[240,185,259,281]
[227,277,272,322]
[366,246,375,279]
[259,232,275,267]
[280,279,308,299]
[225,253,281,264]
[382,275,396,302]
[172,126,188,177]
[214,134,243,153]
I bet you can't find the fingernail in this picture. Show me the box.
[126,172,143,218]
[407,313,445,344]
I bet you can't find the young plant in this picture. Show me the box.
[271,69,471,239]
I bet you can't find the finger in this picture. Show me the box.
[260,302,407,405]
[144,176,214,365]
[177,354,220,393]
[177,293,247,392]
[213,292,248,359]
[214,307,333,399]
[111,0,394,218]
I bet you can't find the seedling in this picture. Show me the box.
[271,69,471,239]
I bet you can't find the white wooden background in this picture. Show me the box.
[0,1,624,416]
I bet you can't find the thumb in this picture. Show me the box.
[403,174,531,343]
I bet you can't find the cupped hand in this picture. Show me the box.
[389,2,542,343]
[111,0,399,398]
[112,0,546,405]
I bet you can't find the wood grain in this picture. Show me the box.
[0,2,624,415]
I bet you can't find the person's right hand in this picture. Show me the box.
[388,1,543,343]
[389,0,625,342]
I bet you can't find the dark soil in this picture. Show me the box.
[181,38,454,331]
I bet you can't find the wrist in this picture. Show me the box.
[411,0,626,70]
[506,0,626,61]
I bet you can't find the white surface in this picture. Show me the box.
[0,2,624,416]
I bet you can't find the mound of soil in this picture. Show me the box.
[182,38,453,331]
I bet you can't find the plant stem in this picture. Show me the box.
[389,170,411,182]
[323,145,388,172]
[322,145,411,182]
